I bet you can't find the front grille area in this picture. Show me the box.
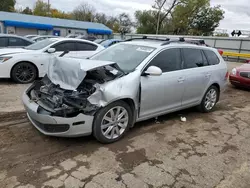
[240,72,250,79]
[30,117,70,133]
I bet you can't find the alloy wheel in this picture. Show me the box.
[101,106,129,140]
[15,64,35,83]
[204,88,217,111]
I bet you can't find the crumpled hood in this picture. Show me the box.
[0,48,32,56]
[47,56,116,90]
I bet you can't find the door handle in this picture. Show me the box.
[178,77,185,83]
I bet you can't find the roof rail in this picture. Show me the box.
[161,37,207,46]
[161,37,185,45]
[125,36,170,42]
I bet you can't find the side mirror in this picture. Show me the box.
[47,48,56,53]
[143,66,162,76]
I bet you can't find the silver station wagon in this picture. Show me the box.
[23,37,228,143]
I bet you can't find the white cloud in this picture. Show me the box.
[15,0,250,32]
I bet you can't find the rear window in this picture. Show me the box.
[203,50,220,65]
[8,37,27,46]
[182,48,204,69]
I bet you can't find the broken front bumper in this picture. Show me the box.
[22,91,94,137]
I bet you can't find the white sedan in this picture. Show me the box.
[0,38,104,83]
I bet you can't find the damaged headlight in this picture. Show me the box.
[0,56,12,63]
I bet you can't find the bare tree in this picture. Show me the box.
[72,3,96,22]
[153,0,185,34]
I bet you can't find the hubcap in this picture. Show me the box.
[205,89,217,110]
[101,106,129,140]
[15,64,34,82]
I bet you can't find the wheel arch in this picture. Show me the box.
[94,97,137,127]
[10,61,39,79]
[210,83,220,102]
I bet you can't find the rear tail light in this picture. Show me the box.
[225,71,229,79]
[218,49,223,56]
[246,59,250,64]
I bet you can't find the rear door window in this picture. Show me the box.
[148,48,182,73]
[0,37,7,47]
[8,37,27,46]
[76,42,97,51]
[203,50,220,65]
[53,42,76,51]
[182,48,204,69]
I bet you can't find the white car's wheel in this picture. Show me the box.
[11,62,37,84]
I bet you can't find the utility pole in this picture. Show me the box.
[156,9,161,35]
[48,0,50,16]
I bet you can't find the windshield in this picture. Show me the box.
[24,39,58,50]
[91,43,155,72]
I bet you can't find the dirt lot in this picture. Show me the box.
[1,62,250,188]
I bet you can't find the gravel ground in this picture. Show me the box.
[1,62,250,188]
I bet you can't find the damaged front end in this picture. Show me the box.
[27,63,124,118]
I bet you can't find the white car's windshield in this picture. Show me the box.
[24,39,58,50]
[91,43,155,73]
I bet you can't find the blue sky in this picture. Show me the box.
[15,0,250,32]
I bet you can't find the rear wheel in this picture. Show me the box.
[198,85,219,113]
[11,62,37,84]
[93,101,133,144]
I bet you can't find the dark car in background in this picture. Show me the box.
[0,34,34,48]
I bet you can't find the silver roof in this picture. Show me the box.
[0,11,111,32]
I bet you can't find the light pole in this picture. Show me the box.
[156,9,161,35]
[48,0,50,16]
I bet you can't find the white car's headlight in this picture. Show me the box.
[231,68,237,75]
[0,56,12,63]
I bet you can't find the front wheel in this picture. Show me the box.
[11,62,37,84]
[93,101,133,144]
[198,86,219,113]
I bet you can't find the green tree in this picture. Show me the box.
[135,10,158,34]
[171,0,209,34]
[72,3,95,21]
[189,5,224,36]
[153,0,187,34]
[33,0,50,16]
[22,7,33,15]
[106,16,120,33]
[0,0,16,12]
[214,33,229,37]
[50,9,71,19]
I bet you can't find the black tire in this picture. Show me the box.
[93,101,133,144]
[11,62,37,84]
[198,85,219,113]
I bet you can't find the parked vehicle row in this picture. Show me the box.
[22,37,228,143]
[0,34,34,48]
[0,38,104,83]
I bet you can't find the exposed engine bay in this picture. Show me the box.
[28,64,124,117]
